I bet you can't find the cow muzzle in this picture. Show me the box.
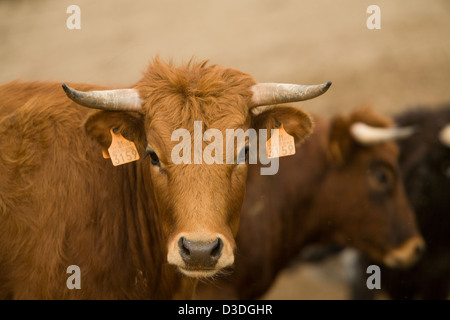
[383,236,425,268]
[179,237,222,268]
[167,233,235,278]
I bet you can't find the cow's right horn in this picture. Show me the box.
[250,81,332,108]
[350,122,416,145]
[62,84,142,112]
[438,124,450,147]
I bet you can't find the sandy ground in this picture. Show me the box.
[1,0,449,300]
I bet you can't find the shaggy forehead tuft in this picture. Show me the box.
[136,58,256,134]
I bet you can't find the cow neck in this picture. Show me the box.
[277,146,329,264]
[249,128,328,271]
[301,121,340,246]
[282,117,330,255]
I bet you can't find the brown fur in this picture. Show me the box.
[195,107,422,300]
[0,59,314,299]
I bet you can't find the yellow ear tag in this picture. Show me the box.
[107,128,140,166]
[266,125,296,159]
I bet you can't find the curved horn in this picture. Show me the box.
[62,84,142,112]
[438,124,450,148]
[250,81,332,108]
[350,122,416,145]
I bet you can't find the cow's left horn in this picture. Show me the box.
[250,81,332,107]
[62,84,142,112]
[350,122,416,145]
[438,124,450,147]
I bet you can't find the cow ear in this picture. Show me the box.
[327,115,355,165]
[251,106,313,146]
[84,111,146,155]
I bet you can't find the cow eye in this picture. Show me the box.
[237,146,250,164]
[145,149,161,167]
[368,163,395,193]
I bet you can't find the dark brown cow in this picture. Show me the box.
[0,58,331,299]
[351,105,450,300]
[195,107,424,300]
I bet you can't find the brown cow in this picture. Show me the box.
[350,105,450,300]
[0,58,330,299]
[195,107,424,300]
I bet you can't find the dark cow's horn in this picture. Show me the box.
[250,81,332,108]
[350,122,416,145]
[438,124,450,147]
[62,84,142,111]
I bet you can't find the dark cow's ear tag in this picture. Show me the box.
[106,128,140,166]
[266,124,296,159]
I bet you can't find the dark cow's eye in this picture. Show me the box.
[368,163,395,193]
[145,149,161,167]
[237,146,250,164]
[244,145,250,162]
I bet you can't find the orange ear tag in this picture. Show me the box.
[266,125,296,159]
[107,128,140,166]
[102,149,111,159]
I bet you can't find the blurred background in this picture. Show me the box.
[1,0,449,299]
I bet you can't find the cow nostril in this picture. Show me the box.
[178,237,190,260]
[210,238,223,260]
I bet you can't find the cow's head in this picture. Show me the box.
[321,107,425,268]
[63,58,331,277]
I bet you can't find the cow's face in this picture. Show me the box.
[147,125,250,278]
[67,59,329,278]
[321,108,425,268]
[138,81,254,278]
